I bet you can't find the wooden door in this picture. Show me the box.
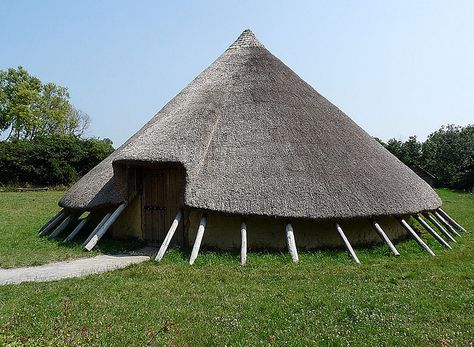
[142,168,184,245]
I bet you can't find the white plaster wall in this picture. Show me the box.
[186,210,407,250]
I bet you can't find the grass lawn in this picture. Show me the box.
[0,191,141,268]
[0,189,473,346]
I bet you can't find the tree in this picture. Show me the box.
[0,66,90,140]
[0,66,42,139]
[66,106,91,137]
[423,125,474,190]
[401,135,422,166]
[385,138,403,160]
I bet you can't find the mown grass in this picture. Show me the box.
[0,191,142,268]
[0,189,473,346]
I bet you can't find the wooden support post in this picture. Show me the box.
[335,223,360,264]
[38,210,63,235]
[285,223,299,263]
[240,220,247,266]
[398,218,435,256]
[85,203,127,251]
[413,214,451,249]
[370,220,400,256]
[38,210,66,237]
[438,208,467,232]
[155,210,183,261]
[423,213,456,243]
[434,211,461,238]
[189,215,206,265]
[48,214,76,239]
[63,213,92,243]
[83,212,112,247]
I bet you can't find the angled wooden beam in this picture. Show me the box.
[413,214,451,249]
[423,212,456,243]
[240,220,247,266]
[38,210,64,235]
[335,223,360,264]
[370,219,400,256]
[63,213,92,243]
[434,211,461,238]
[48,214,76,239]
[285,223,299,263]
[189,215,206,265]
[85,203,127,251]
[38,210,66,236]
[83,212,112,247]
[155,210,183,261]
[398,218,435,256]
[438,208,467,232]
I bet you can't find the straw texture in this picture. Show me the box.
[60,29,441,220]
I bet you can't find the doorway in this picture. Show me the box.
[141,167,185,245]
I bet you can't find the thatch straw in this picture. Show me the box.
[59,29,441,220]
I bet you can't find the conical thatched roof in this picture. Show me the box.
[60,29,441,220]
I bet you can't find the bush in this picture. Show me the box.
[0,135,113,186]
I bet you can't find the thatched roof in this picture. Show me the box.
[59,29,441,220]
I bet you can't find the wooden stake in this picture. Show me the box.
[423,213,456,243]
[85,203,127,251]
[438,208,467,232]
[413,214,451,249]
[189,215,206,265]
[370,220,400,256]
[285,223,299,262]
[240,220,247,266]
[398,218,435,256]
[38,210,66,237]
[83,212,112,247]
[63,213,92,243]
[48,214,76,239]
[155,210,182,261]
[38,210,63,235]
[434,211,461,237]
[335,223,360,264]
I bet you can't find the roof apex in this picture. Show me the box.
[228,29,264,49]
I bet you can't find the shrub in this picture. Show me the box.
[0,136,113,186]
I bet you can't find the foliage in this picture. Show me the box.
[423,125,474,191]
[378,124,474,190]
[0,135,114,186]
[0,66,90,140]
[0,189,472,345]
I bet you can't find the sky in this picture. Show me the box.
[1,0,473,146]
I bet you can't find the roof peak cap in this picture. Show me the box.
[228,29,265,49]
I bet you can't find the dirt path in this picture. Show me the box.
[0,247,156,285]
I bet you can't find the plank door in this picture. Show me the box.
[142,168,184,245]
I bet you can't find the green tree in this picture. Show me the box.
[423,124,474,190]
[385,138,403,160]
[0,66,42,139]
[401,135,422,166]
[0,66,89,140]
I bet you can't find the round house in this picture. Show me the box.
[40,30,466,263]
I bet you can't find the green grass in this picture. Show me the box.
[0,191,142,268]
[0,189,473,346]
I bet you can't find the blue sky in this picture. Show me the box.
[1,1,473,146]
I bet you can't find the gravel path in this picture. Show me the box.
[0,247,156,285]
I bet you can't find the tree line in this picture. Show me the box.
[0,67,113,187]
[376,124,474,191]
